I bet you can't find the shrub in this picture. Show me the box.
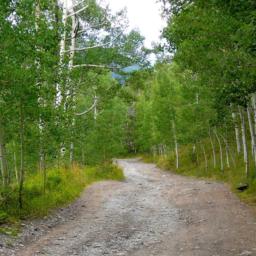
[0,211,8,224]
[0,163,124,222]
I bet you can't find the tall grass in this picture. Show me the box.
[0,163,124,224]
[143,141,256,205]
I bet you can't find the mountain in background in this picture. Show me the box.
[112,64,141,84]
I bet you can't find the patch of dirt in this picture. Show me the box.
[1,159,256,256]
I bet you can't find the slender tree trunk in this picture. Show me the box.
[68,4,77,166]
[94,95,98,121]
[223,136,230,168]
[82,148,85,165]
[209,130,216,169]
[35,1,40,30]
[13,142,19,184]
[251,93,256,177]
[214,129,224,171]
[59,0,68,66]
[221,134,236,168]
[0,117,8,187]
[19,103,25,209]
[247,107,256,171]
[251,93,256,134]
[201,143,208,170]
[172,120,179,169]
[163,144,167,158]
[70,142,74,165]
[238,106,249,177]
[192,144,199,166]
[161,144,164,156]
[56,0,68,106]
[35,1,47,188]
[39,152,46,193]
[231,106,241,154]
[68,10,76,70]
[39,151,45,172]
[152,145,157,158]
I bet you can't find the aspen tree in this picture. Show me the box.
[238,106,249,177]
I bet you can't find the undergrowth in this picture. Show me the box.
[0,162,124,233]
[142,142,256,206]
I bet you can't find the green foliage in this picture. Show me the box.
[84,96,129,164]
[129,0,256,208]
[162,0,256,107]
[143,139,256,205]
[0,226,19,237]
[0,210,8,224]
[85,164,125,183]
[0,0,145,212]
[0,163,124,223]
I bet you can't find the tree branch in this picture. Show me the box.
[67,5,88,18]
[72,64,115,69]
[75,97,98,116]
[68,0,86,10]
[66,22,109,40]
[64,33,122,52]
[77,22,109,34]
[71,42,110,52]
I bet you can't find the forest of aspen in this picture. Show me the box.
[0,0,256,226]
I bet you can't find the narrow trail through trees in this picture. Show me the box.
[12,159,256,256]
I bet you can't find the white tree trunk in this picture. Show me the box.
[94,95,98,120]
[251,93,256,134]
[68,3,77,165]
[35,2,46,177]
[163,144,167,158]
[209,130,216,168]
[192,144,199,166]
[19,104,25,209]
[56,0,68,105]
[59,0,68,66]
[201,143,208,170]
[247,107,256,163]
[231,107,241,154]
[70,142,74,165]
[82,148,85,165]
[238,106,249,177]
[251,93,256,177]
[152,145,157,158]
[223,137,230,168]
[13,143,19,184]
[68,14,76,70]
[214,129,224,171]
[172,120,179,169]
[0,118,8,187]
[221,134,236,168]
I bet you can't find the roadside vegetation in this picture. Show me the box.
[1,0,255,237]
[0,163,124,235]
[0,0,144,229]
[129,1,256,204]
[143,146,256,205]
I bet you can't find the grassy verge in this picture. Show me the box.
[0,163,124,234]
[142,144,256,206]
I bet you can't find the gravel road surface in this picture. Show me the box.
[2,159,256,256]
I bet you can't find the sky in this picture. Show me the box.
[106,0,166,48]
[66,0,166,49]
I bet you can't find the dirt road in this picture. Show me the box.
[12,159,256,255]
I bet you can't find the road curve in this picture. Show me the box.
[14,159,256,256]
